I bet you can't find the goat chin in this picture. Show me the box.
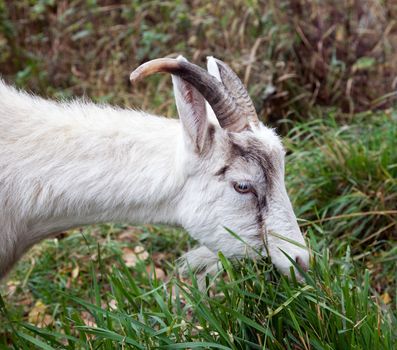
[178,246,220,289]
[178,246,219,274]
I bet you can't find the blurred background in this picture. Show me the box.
[1,0,396,127]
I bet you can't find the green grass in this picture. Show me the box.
[0,229,395,349]
[1,114,396,349]
[286,112,397,298]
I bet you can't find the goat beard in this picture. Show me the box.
[177,246,221,289]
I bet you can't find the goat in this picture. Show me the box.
[0,56,309,280]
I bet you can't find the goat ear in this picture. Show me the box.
[207,56,222,80]
[172,56,212,154]
[205,56,221,127]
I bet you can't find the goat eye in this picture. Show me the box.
[234,182,252,194]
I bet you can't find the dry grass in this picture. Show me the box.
[1,0,396,126]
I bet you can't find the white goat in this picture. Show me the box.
[0,56,309,279]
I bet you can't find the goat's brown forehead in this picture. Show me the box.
[229,138,276,173]
[215,136,278,189]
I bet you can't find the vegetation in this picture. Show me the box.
[1,0,396,122]
[0,1,396,349]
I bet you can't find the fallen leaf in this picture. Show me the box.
[122,246,149,267]
[154,267,166,280]
[28,300,53,328]
[118,227,141,242]
[122,248,138,267]
[109,299,117,310]
[6,280,20,296]
[381,292,391,304]
[134,245,149,260]
[146,266,167,281]
[81,311,97,328]
[72,266,80,279]
[152,252,168,265]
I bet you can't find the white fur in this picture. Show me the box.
[0,57,309,279]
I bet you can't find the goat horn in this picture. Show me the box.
[211,58,259,127]
[130,58,249,132]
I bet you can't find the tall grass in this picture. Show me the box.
[286,113,396,261]
[1,230,395,349]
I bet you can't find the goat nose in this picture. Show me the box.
[295,256,309,272]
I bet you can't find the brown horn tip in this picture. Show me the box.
[130,58,180,83]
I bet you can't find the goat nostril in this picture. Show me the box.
[295,256,308,272]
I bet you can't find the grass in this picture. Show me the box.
[0,230,395,349]
[287,111,397,246]
[1,114,396,349]
[0,1,396,348]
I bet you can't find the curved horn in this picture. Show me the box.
[130,58,249,132]
[210,58,259,127]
